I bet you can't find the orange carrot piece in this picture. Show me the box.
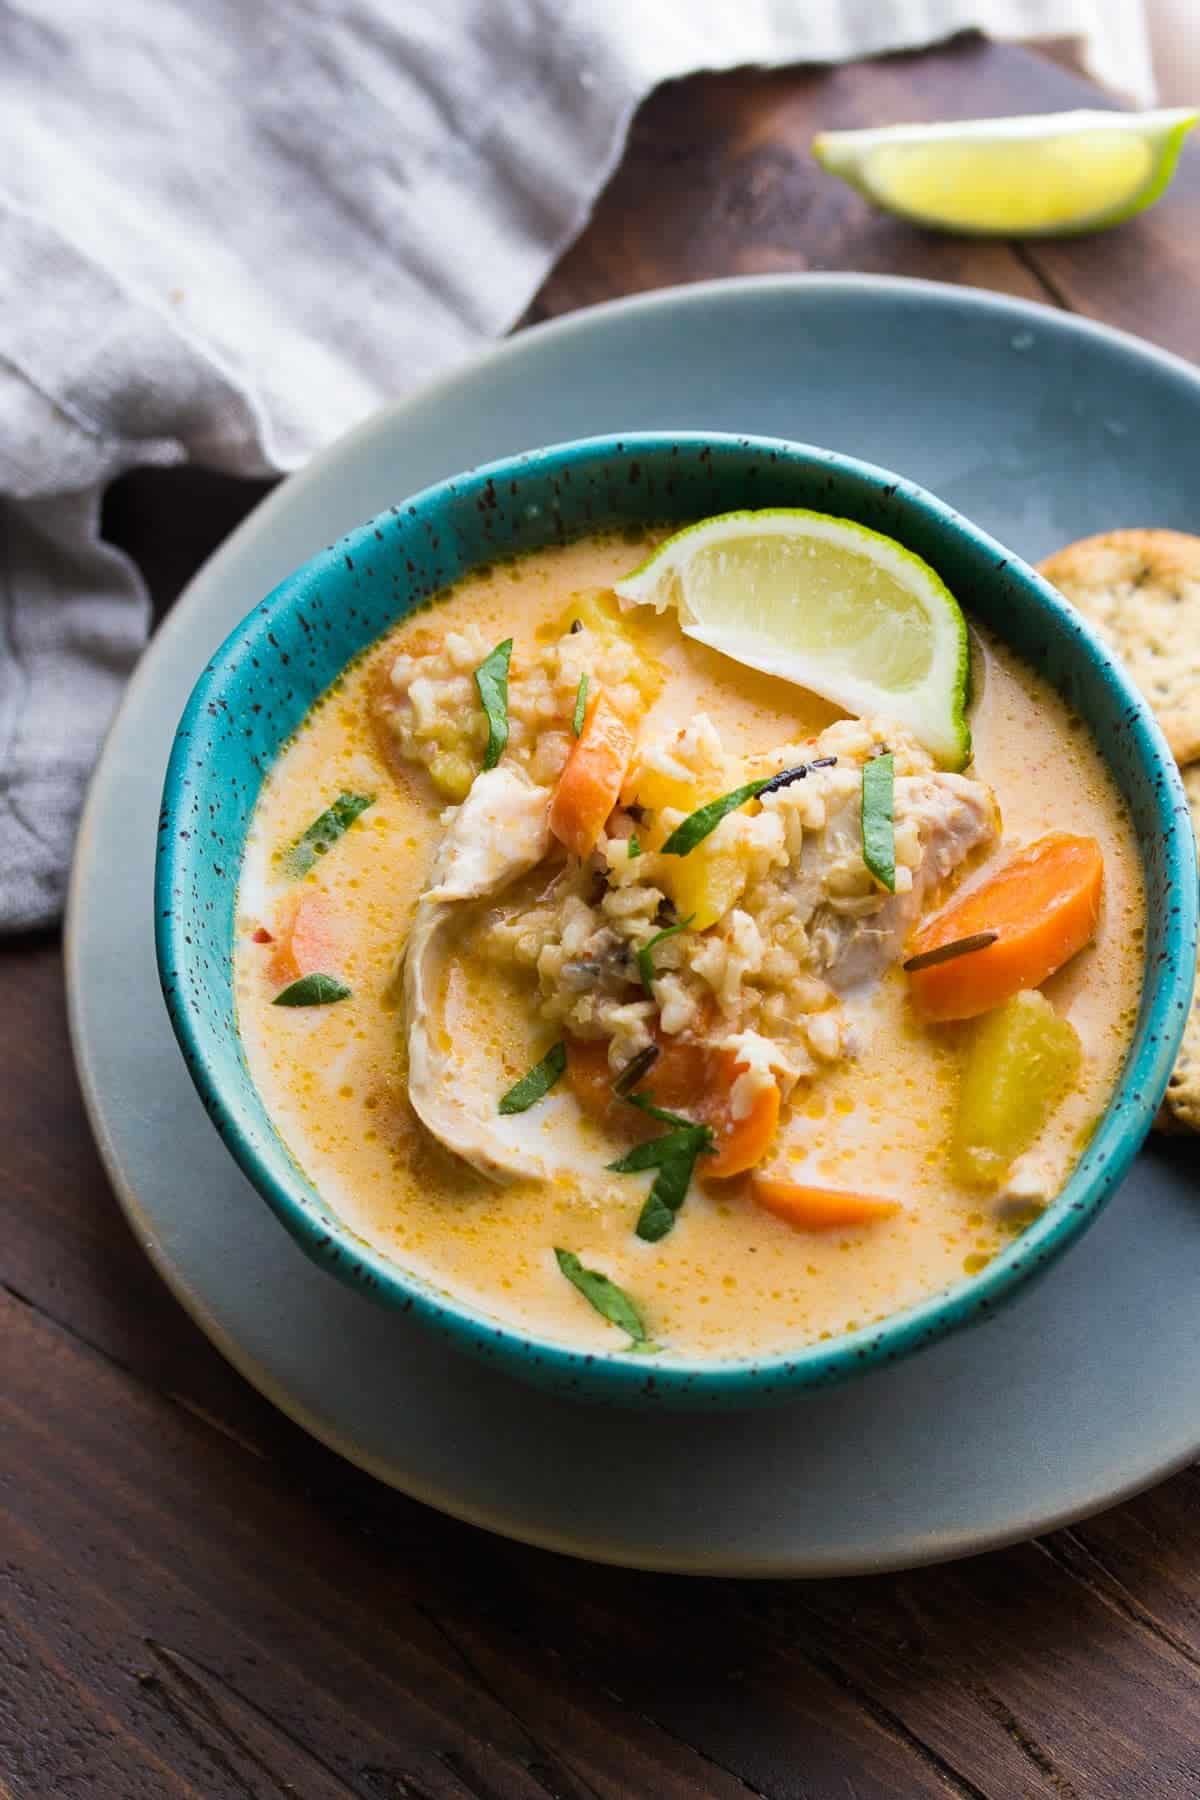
[565,1030,781,1175]
[268,892,341,987]
[548,691,635,859]
[704,1074,781,1178]
[564,1037,623,1128]
[752,1179,902,1231]
[906,832,1103,1022]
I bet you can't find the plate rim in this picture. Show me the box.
[65,271,1200,1574]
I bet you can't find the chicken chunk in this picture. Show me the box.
[802,771,999,991]
[404,768,560,1182]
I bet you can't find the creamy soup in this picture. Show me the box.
[235,528,1143,1361]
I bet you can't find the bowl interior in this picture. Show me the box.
[156,433,1196,1404]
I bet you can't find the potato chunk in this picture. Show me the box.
[659,839,749,932]
[951,990,1081,1186]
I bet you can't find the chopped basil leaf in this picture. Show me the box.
[636,913,695,992]
[626,1091,705,1132]
[861,751,896,893]
[636,1154,698,1243]
[272,973,351,1007]
[659,779,768,856]
[609,1119,714,1244]
[498,1041,567,1114]
[554,1248,653,1348]
[474,637,513,771]
[641,1131,712,1242]
[572,672,589,737]
[627,833,641,859]
[658,759,832,857]
[609,1124,707,1173]
[284,792,374,878]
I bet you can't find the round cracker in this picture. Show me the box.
[1156,763,1200,1133]
[1038,528,1200,766]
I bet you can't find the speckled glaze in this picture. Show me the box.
[155,432,1197,1407]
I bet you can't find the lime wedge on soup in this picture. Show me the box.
[614,509,970,768]
[812,109,1198,238]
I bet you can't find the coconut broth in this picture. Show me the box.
[235,531,1143,1360]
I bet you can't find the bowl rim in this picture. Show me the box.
[155,427,1197,1402]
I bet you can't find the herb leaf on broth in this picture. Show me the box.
[572,672,589,738]
[498,1041,567,1115]
[553,1249,654,1350]
[626,1091,713,1135]
[284,792,374,878]
[636,913,696,992]
[627,833,641,858]
[610,1121,714,1243]
[659,761,835,857]
[861,751,896,892]
[272,973,352,1007]
[474,637,513,771]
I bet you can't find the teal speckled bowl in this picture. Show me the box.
[155,432,1197,1407]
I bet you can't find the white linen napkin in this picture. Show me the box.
[0,0,1151,929]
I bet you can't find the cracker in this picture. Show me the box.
[1156,763,1200,1133]
[1038,529,1200,766]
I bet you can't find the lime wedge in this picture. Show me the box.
[614,510,970,769]
[813,109,1198,237]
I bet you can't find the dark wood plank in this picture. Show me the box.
[0,932,290,1462]
[1003,64,1200,365]
[539,39,1200,369]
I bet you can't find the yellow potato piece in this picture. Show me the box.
[557,588,664,707]
[952,990,1082,1187]
[428,750,477,802]
[659,840,749,932]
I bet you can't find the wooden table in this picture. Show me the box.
[7,35,1200,1799]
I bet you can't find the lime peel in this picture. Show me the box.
[813,108,1198,238]
[614,508,970,770]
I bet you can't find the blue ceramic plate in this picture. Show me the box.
[67,277,1200,1569]
[155,427,1194,1406]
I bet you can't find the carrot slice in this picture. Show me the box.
[268,892,341,987]
[549,690,635,859]
[564,1037,622,1127]
[629,1036,779,1174]
[752,1179,902,1231]
[906,832,1103,1022]
[702,1056,781,1177]
[565,1031,780,1175]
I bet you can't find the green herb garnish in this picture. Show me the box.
[272,973,352,1007]
[474,637,513,770]
[284,792,374,878]
[658,759,835,858]
[625,1092,699,1131]
[861,751,896,892]
[610,1120,714,1243]
[636,914,695,992]
[659,780,767,857]
[498,1041,567,1114]
[626,1092,699,1130]
[572,672,589,737]
[627,833,641,859]
[554,1249,653,1349]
